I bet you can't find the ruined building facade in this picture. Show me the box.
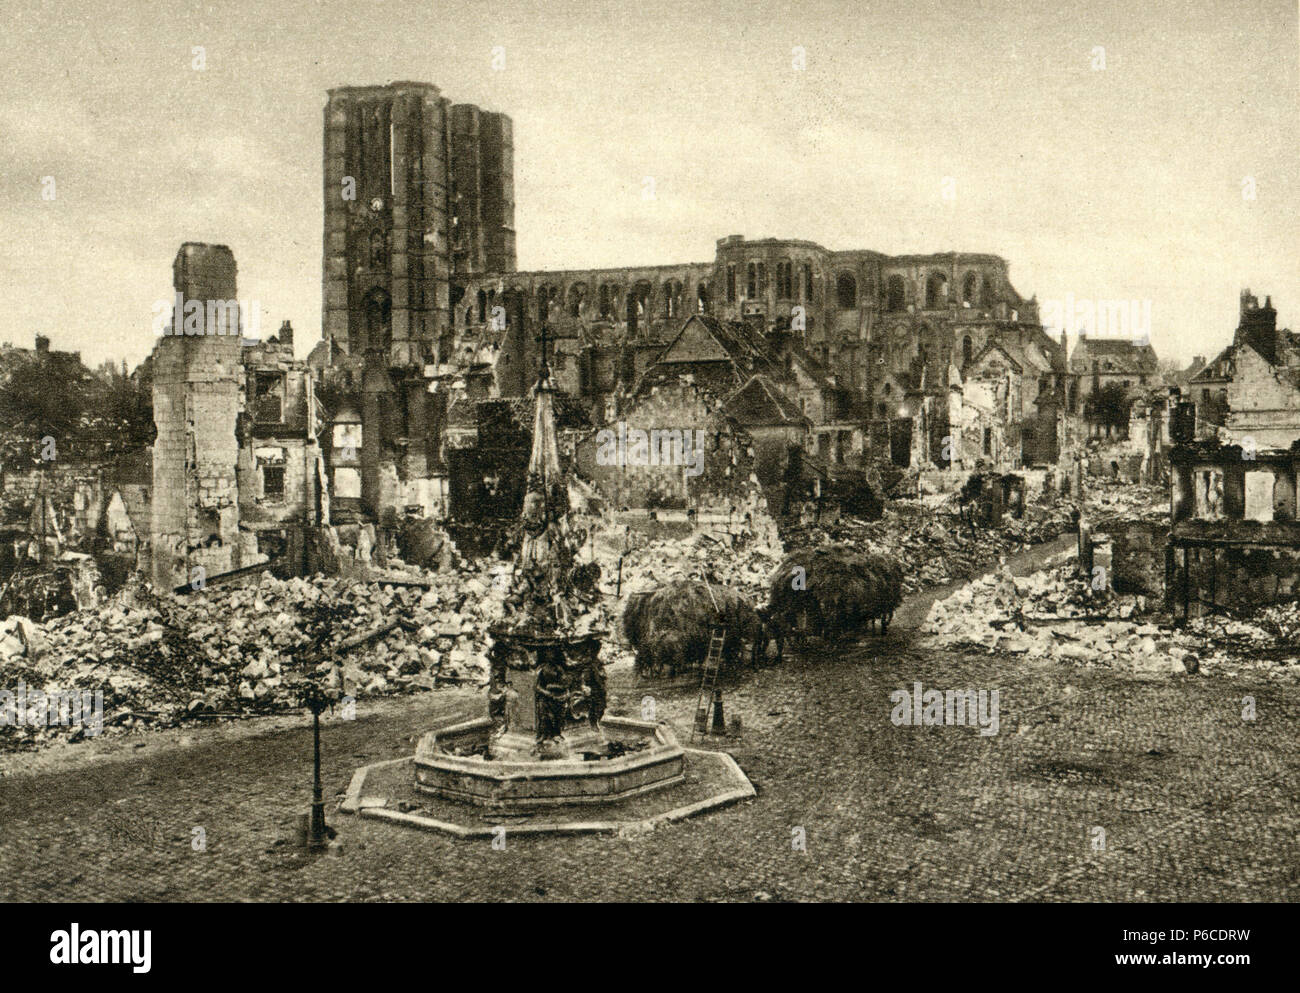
[320,82,514,519]
[150,244,248,589]
[150,246,324,590]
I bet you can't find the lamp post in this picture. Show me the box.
[293,661,342,852]
[307,691,328,850]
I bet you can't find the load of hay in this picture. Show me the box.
[621,580,764,678]
[767,546,904,651]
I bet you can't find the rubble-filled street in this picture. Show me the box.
[1,536,1295,902]
[0,490,1079,753]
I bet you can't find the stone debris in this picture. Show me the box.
[922,562,1298,678]
[1084,482,1169,527]
[2,491,1086,751]
[0,564,529,750]
[782,499,1075,597]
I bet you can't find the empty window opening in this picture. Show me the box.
[836,273,857,309]
[926,272,948,309]
[255,372,285,423]
[262,465,285,502]
[886,275,906,311]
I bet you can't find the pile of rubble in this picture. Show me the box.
[594,517,784,605]
[922,563,1298,678]
[783,500,1075,597]
[1084,482,1168,528]
[0,564,533,750]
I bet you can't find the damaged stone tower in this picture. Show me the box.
[322,82,514,517]
[150,244,245,590]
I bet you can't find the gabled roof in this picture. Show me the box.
[785,344,836,390]
[634,314,790,395]
[1233,338,1300,393]
[1190,344,1236,384]
[1069,337,1160,375]
[723,375,809,428]
[969,341,1024,376]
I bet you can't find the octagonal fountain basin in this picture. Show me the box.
[414,717,685,809]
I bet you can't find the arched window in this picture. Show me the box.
[803,263,814,301]
[746,263,758,299]
[537,284,556,321]
[925,272,948,309]
[883,381,892,396]
[628,281,651,334]
[476,290,487,324]
[364,290,392,354]
[663,280,682,318]
[886,275,906,312]
[836,273,857,309]
[963,335,973,365]
[726,265,737,303]
[777,261,794,299]
[697,283,710,313]
[567,282,587,317]
[981,278,996,308]
[962,272,978,305]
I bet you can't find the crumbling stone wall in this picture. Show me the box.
[1107,520,1168,596]
[150,244,245,590]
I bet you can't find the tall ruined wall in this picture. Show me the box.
[150,244,244,589]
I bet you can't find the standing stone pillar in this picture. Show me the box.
[1224,463,1246,519]
[1171,464,1194,522]
[1274,466,1297,522]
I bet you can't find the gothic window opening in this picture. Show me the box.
[925,272,948,309]
[836,273,857,309]
[777,260,793,299]
[568,282,587,317]
[886,275,906,311]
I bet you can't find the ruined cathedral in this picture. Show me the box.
[150,80,1066,588]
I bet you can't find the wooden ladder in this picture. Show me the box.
[690,626,727,742]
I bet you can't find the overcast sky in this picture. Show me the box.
[1,0,1296,369]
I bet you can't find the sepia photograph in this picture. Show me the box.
[0,0,1295,967]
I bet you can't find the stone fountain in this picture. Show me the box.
[341,343,753,834]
